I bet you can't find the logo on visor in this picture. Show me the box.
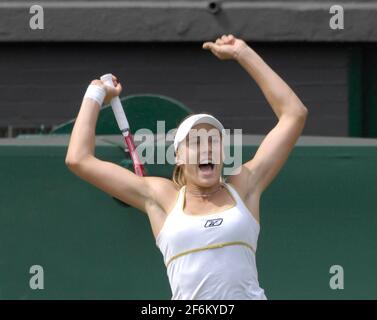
[204,218,223,228]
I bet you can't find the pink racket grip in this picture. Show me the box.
[133,163,146,177]
[124,135,146,176]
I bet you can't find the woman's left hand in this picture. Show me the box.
[202,34,249,61]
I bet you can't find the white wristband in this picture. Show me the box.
[84,84,106,106]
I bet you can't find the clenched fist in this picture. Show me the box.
[202,34,249,61]
[90,75,122,105]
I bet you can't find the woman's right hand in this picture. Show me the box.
[91,75,122,105]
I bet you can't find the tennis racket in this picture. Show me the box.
[100,73,146,176]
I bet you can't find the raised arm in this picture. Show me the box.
[65,77,162,213]
[203,35,308,195]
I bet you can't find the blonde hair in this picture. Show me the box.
[172,165,186,187]
[172,114,192,188]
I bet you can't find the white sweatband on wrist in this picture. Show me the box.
[83,84,106,106]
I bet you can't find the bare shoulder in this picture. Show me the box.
[226,164,258,200]
[144,176,180,215]
[226,165,262,223]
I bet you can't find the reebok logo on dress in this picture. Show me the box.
[204,218,223,228]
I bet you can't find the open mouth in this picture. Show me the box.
[198,162,215,173]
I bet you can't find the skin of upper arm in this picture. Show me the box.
[242,112,308,195]
[228,111,307,198]
[66,155,174,214]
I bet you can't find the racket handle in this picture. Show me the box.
[100,73,130,135]
[124,134,146,176]
[101,73,146,177]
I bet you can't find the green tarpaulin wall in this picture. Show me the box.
[51,94,191,135]
[1,134,377,299]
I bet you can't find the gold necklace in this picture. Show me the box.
[186,184,223,198]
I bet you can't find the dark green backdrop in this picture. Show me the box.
[0,137,376,299]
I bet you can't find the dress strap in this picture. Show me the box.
[174,185,186,213]
[222,182,241,205]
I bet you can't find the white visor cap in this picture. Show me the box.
[173,113,226,153]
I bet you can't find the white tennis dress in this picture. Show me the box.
[156,182,267,300]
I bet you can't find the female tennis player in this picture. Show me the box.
[65,34,308,300]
